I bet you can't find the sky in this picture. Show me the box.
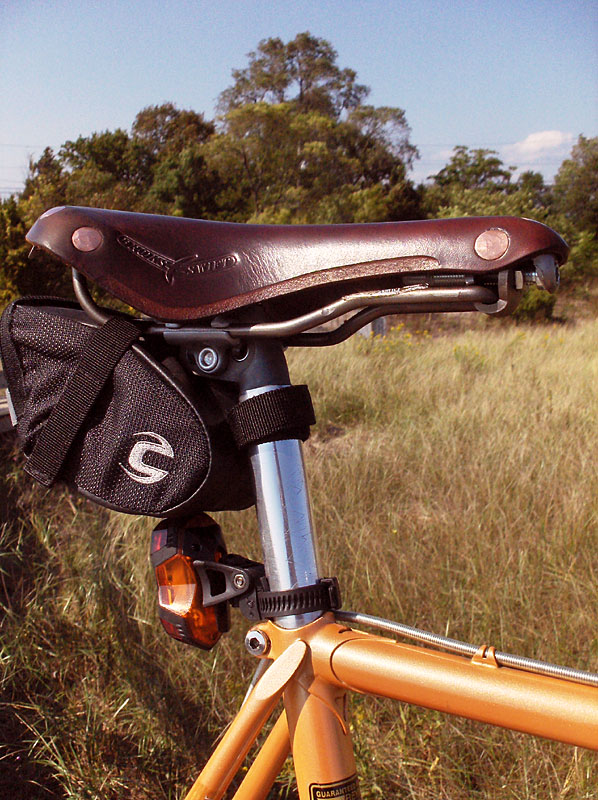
[1,0,596,198]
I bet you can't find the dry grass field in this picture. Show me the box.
[1,318,597,799]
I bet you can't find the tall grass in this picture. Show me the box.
[1,319,597,798]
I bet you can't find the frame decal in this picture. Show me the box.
[309,775,361,799]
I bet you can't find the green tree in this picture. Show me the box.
[19,104,218,220]
[430,145,514,191]
[132,104,218,216]
[553,135,598,235]
[0,198,28,305]
[20,132,151,214]
[342,105,418,179]
[211,34,420,223]
[148,144,221,218]
[423,147,553,222]
[0,196,73,304]
[59,130,135,179]
[132,102,214,158]
[19,148,69,224]
[516,170,552,209]
[543,137,598,281]
[204,103,328,220]
[218,32,369,119]
[206,100,420,223]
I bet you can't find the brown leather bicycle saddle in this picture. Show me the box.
[27,206,569,322]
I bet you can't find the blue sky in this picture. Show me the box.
[1,0,596,198]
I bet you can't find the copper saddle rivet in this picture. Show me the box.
[72,227,103,252]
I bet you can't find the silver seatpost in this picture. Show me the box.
[240,378,321,630]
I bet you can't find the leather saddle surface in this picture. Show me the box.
[27,206,569,322]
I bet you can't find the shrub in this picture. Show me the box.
[512,285,557,321]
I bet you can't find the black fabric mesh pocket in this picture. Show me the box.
[0,298,254,516]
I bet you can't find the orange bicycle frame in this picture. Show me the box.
[185,615,597,799]
[180,338,596,799]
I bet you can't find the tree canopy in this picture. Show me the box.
[1,33,597,308]
[217,32,369,119]
[431,145,514,191]
[422,146,551,222]
[210,32,419,223]
[553,135,598,235]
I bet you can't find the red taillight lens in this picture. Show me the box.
[150,527,168,554]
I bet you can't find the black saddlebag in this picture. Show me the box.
[0,297,254,516]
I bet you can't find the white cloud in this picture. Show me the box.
[504,130,575,163]
[411,132,577,183]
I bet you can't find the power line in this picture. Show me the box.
[0,137,577,149]
[0,142,51,149]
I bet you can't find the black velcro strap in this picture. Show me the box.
[25,316,140,486]
[226,385,315,449]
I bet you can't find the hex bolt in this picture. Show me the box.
[197,347,220,373]
[233,572,248,591]
[244,630,270,657]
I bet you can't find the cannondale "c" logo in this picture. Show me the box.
[120,431,174,484]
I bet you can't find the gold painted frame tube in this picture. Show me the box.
[327,632,598,749]
[186,617,598,800]
[232,711,291,800]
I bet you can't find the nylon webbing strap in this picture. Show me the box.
[227,385,315,449]
[25,316,140,486]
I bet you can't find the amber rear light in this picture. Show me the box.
[155,553,221,648]
[150,515,230,650]
[157,555,197,614]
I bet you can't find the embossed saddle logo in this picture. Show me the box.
[116,233,238,283]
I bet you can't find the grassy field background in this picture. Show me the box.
[1,317,597,798]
